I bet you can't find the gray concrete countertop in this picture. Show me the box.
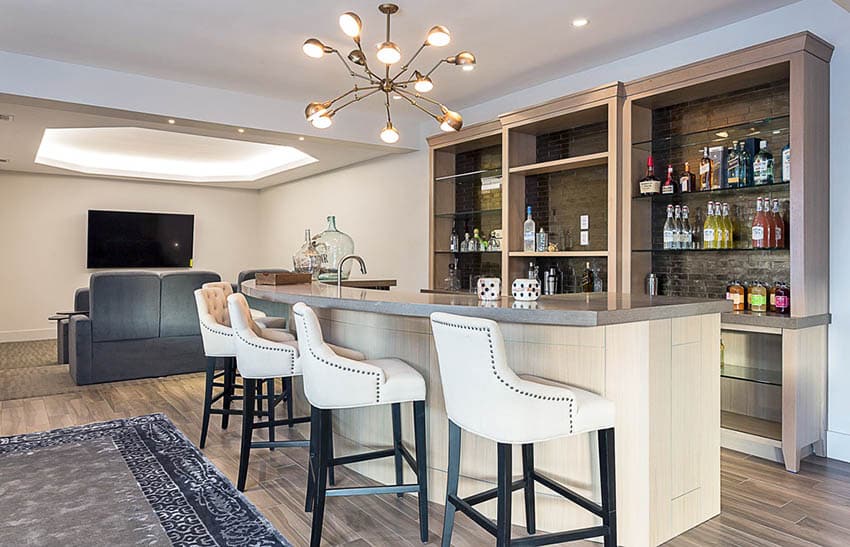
[721,311,831,330]
[242,280,731,327]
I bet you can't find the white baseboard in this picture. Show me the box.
[827,430,850,463]
[0,328,55,343]
[721,427,784,464]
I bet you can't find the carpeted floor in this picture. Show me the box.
[0,339,89,401]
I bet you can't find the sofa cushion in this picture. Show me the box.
[90,271,161,342]
[160,271,220,337]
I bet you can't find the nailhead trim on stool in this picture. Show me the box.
[431,317,574,432]
[235,330,297,375]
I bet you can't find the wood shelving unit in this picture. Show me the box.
[508,151,609,176]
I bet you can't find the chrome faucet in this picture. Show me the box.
[336,254,367,297]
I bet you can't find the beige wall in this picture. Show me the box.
[0,172,262,341]
[257,150,429,292]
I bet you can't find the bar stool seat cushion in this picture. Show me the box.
[255,316,287,329]
[370,358,427,406]
[518,375,615,439]
[259,328,296,343]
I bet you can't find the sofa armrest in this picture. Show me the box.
[69,315,93,385]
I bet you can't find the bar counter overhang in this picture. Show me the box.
[244,280,731,546]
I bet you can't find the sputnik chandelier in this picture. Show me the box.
[302,3,476,143]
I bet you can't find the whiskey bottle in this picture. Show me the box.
[753,140,774,186]
[639,156,661,196]
[523,206,536,252]
[581,262,594,293]
[726,141,741,188]
[781,144,791,183]
[679,162,695,193]
[662,164,676,195]
[738,142,752,187]
[699,147,712,191]
[663,205,675,250]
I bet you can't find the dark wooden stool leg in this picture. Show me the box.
[310,409,331,547]
[267,378,276,451]
[391,402,404,497]
[599,428,617,547]
[328,416,336,487]
[199,356,216,449]
[284,377,294,428]
[413,400,429,543]
[522,443,536,534]
[305,405,320,512]
[496,443,512,547]
[221,357,234,429]
[237,378,256,492]
[441,420,461,547]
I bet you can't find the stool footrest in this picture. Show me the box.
[253,416,311,429]
[251,440,310,449]
[533,471,603,517]
[447,493,498,536]
[332,448,395,466]
[464,478,526,506]
[511,525,609,546]
[209,407,242,416]
[399,445,417,474]
[326,484,420,497]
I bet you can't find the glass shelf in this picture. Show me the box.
[434,208,502,219]
[434,168,502,183]
[721,364,782,386]
[434,250,503,255]
[633,181,790,201]
[632,115,790,149]
[633,247,789,253]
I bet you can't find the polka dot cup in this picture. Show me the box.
[511,278,541,301]
[476,277,501,301]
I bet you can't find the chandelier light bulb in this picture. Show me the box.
[303,38,328,58]
[339,12,363,38]
[426,25,451,47]
[311,114,333,129]
[439,110,463,132]
[414,73,434,93]
[376,41,401,64]
[380,122,400,143]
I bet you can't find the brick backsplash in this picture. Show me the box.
[646,78,792,298]
[536,121,608,162]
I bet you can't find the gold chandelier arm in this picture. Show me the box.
[351,36,383,82]
[330,87,383,115]
[391,42,427,83]
[393,89,442,121]
[384,92,392,123]
[332,50,376,83]
[424,58,447,79]
[397,88,447,111]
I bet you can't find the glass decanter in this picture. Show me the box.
[292,229,323,279]
[315,215,355,281]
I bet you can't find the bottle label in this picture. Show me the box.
[733,293,743,306]
[679,176,690,192]
[699,163,710,175]
[704,228,715,242]
[639,180,660,194]
[782,149,791,182]
[663,230,674,244]
[751,294,767,307]
[775,227,782,243]
[775,295,790,308]
[662,184,674,195]
[752,226,764,241]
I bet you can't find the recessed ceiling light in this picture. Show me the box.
[572,18,588,27]
[237,128,245,133]
[35,127,317,183]
[167,119,176,124]
[298,136,305,141]
[715,131,729,138]
[392,95,402,100]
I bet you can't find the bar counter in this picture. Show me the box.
[243,280,731,546]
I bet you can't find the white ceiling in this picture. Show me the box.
[0,95,405,189]
[0,0,799,114]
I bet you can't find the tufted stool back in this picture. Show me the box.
[194,287,234,357]
[203,281,234,297]
[227,293,298,379]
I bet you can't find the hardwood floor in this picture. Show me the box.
[2,372,849,546]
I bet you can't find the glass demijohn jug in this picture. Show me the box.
[315,215,355,281]
[292,229,323,279]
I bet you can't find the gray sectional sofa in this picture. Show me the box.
[68,270,220,385]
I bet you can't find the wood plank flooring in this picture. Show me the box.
[2,372,849,546]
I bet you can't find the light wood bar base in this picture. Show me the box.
[291,308,720,546]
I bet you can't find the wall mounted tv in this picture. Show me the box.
[87,210,194,268]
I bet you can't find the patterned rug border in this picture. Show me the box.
[0,413,291,547]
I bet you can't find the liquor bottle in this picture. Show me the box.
[738,141,752,187]
[769,281,779,312]
[681,206,693,249]
[699,147,712,191]
[721,202,734,249]
[536,227,548,252]
[726,141,741,188]
[528,261,537,280]
[639,156,661,196]
[781,143,791,183]
[461,232,471,252]
[752,197,767,249]
[581,262,594,293]
[662,164,676,195]
[750,281,767,313]
[673,205,683,250]
[473,228,486,251]
[523,206,536,252]
[703,202,716,249]
[663,205,675,250]
[692,207,703,249]
[727,280,745,312]
[679,162,695,193]
[775,282,790,314]
[449,223,459,252]
[772,199,785,249]
[753,140,774,185]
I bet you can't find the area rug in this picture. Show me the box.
[0,339,86,401]
[0,413,290,546]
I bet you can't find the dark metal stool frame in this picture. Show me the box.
[305,401,429,547]
[442,421,617,547]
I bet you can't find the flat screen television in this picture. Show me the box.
[87,210,194,268]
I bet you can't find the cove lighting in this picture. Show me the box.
[35,127,317,183]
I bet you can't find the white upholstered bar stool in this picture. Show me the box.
[194,287,295,450]
[291,302,429,547]
[430,312,617,547]
[202,281,287,329]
